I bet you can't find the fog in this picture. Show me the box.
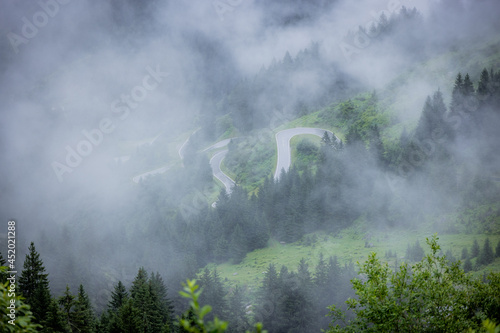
[1,0,499,313]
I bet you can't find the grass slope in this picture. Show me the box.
[206,226,500,296]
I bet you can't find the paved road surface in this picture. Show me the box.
[210,150,235,194]
[274,127,335,180]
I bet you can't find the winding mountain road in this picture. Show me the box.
[210,150,235,194]
[273,127,336,180]
[133,127,336,195]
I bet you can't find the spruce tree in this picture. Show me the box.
[130,268,163,333]
[19,242,51,325]
[478,238,494,265]
[461,247,469,260]
[463,73,475,96]
[42,298,69,333]
[314,253,329,289]
[58,285,76,331]
[117,299,141,333]
[149,272,174,329]
[130,267,148,300]
[229,224,247,263]
[109,280,129,312]
[227,285,248,333]
[415,96,434,140]
[256,264,281,332]
[450,72,464,112]
[478,68,490,97]
[73,284,96,333]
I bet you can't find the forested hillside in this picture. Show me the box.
[1,0,500,332]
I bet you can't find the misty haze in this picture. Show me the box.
[1,0,500,332]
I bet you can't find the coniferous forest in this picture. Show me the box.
[1,0,500,332]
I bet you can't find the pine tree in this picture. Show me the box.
[227,286,248,333]
[130,268,163,333]
[73,284,96,333]
[214,237,229,263]
[280,261,316,332]
[314,253,329,289]
[229,224,247,263]
[450,73,464,112]
[58,285,76,331]
[471,239,480,258]
[42,297,68,333]
[130,267,149,300]
[206,269,228,321]
[117,299,141,333]
[478,238,494,266]
[109,281,129,312]
[461,247,469,260]
[327,256,340,285]
[149,272,175,329]
[256,264,281,332]
[463,73,475,96]
[478,68,490,97]
[19,242,51,325]
[415,96,434,140]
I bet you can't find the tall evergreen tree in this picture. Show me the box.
[229,224,247,263]
[149,272,175,329]
[255,264,281,332]
[461,247,469,260]
[130,268,163,333]
[471,239,480,258]
[314,253,329,289]
[19,242,52,325]
[463,73,475,96]
[199,268,228,321]
[42,298,68,333]
[227,285,248,333]
[450,73,463,113]
[130,267,149,300]
[478,238,494,266]
[478,68,490,97]
[58,285,76,331]
[73,284,96,333]
[117,298,141,333]
[109,280,129,312]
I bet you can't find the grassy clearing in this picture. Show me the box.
[222,132,276,193]
[204,225,500,293]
